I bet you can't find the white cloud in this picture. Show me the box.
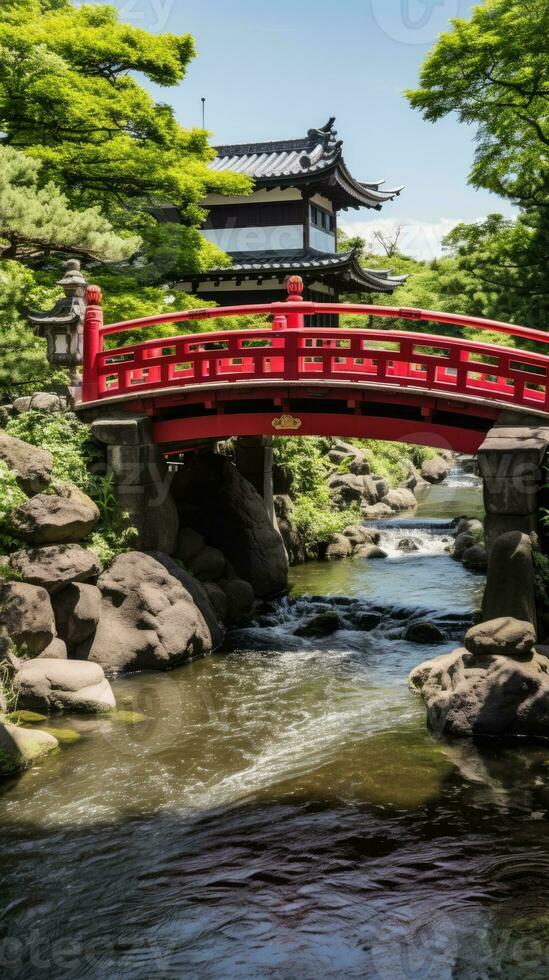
[340,217,471,261]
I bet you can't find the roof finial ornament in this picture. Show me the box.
[286,275,304,301]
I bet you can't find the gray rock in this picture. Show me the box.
[176,526,205,564]
[484,531,536,628]
[342,525,380,548]
[462,544,487,572]
[354,612,382,631]
[452,532,475,560]
[0,583,56,656]
[149,553,225,650]
[174,452,287,598]
[202,581,229,624]
[328,473,368,507]
[295,611,341,637]
[381,488,417,512]
[410,647,549,739]
[361,503,393,519]
[272,464,293,494]
[274,494,307,566]
[373,478,390,500]
[406,621,446,644]
[348,455,371,476]
[13,392,67,414]
[464,617,536,660]
[9,483,99,545]
[52,583,101,647]
[356,544,388,560]
[218,578,255,625]
[421,456,450,485]
[15,658,115,714]
[37,638,68,660]
[187,545,226,582]
[324,534,353,561]
[398,537,421,553]
[0,431,53,495]
[0,723,58,774]
[79,552,214,673]
[10,545,102,595]
[454,518,483,537]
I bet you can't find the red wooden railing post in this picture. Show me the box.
[286,275,305,329]
[82,285,103,402]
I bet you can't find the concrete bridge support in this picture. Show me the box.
[235,437,275,523]
[91,415,179,554]
[477,413,549,555]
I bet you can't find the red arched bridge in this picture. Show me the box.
[78,278,549,454]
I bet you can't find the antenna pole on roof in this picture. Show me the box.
[201,98,206,129]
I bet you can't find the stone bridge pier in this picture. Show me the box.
[477,412,549,637]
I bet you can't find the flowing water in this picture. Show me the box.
[2,466,549,978]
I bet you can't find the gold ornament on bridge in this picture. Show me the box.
[272,415,303,431]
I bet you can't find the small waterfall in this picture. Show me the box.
[379,525,454,559]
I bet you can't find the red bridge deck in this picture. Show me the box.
[78,279,549,454]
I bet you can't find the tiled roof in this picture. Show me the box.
[211,118,403,210]
[195,248,407,294]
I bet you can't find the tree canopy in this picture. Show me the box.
[0,144,138,262]
[0,0,250,275]
[407,0,549,331]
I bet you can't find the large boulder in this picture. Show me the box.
[406,621,446,644]
[9,483,99,545]
[148,552,225,650]
[10,545,102,595]
[15,658,115,714]
[421,456,450,485]
[362,503,393,519]
[323,534,353,561]
[462,544,487,572]
[13,392,67,415]
[348,454,371,477]
[38,638,68,660]
[0,723,58,775]
[0,583,55,656]
[187,545,226,583]
[0,431,52,495]
[202,581,229,625]
[452,532,475,560]
[218,578,255,626]
[174,452,287,598]
[52,583,101,649]
[483,531,536,628]
[381,488,417,512]
[78,552,215,673]
[328,473,371,508]
[342,525,380,548]
[176,526,205,564]
[356,544,388,560]
[295,610,341,637]
[274,495,307,566]
[464,617,536,660]
[410,647,549,739]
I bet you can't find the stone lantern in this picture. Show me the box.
[28,259,88,383]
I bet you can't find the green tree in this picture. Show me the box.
[407,0,548,208]
[407,0,549,330]
[0,0,250,280]
[0,144,138,261]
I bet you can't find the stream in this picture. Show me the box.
[2,466,549,978]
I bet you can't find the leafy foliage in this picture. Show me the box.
[407,0,549,332]
[4,411,136,564]
[0,0,250,258]
[0,461,27,554]
[0,145,138,262]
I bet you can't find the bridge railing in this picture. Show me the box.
[80,278,549,413]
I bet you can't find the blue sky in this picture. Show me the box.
[87,0,514,259]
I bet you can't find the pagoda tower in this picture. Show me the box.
[174,118,406,323]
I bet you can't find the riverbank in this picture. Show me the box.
[5,468,549,977]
